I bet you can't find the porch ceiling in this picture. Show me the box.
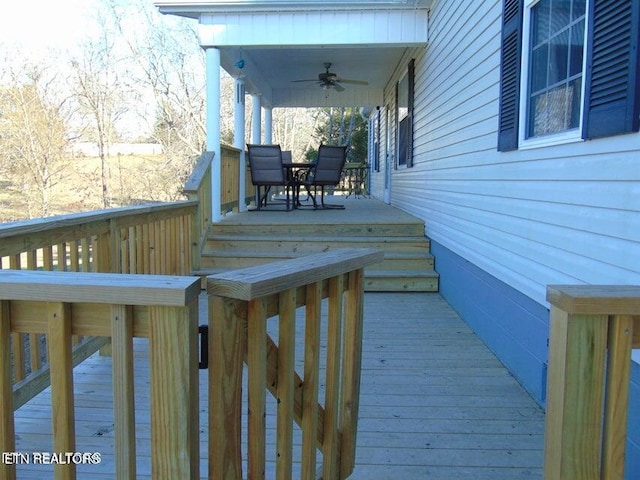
[220,45,407,108]
[155,0,431,108]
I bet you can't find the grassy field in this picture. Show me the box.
[0,154,188,223]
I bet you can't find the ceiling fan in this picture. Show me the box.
[292,63,368,92]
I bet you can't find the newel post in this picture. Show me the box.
[208,296,246,480]
[544,285,639,480]
[149,302,200,479]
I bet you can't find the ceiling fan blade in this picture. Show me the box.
[336,78,369,86]
[293,63,365,92]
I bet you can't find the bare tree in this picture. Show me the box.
[272,107,319,160]
[70,19,128,209]
[0,63,71,217]
[103,0,206,199]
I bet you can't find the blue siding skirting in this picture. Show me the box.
[431,241,549,406]
[431,241,640,479]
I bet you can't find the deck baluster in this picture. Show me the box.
[0,300,16,480]
[48,302,76,480]
[301,281,322,478]
[112,304,136,479]
[276,288,296,480]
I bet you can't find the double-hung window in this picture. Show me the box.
[524,0,586,144]
[498,0,640,151]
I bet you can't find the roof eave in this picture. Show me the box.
[155,0,433,18]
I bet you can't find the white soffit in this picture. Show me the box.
[198,9,429,47]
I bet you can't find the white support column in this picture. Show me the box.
[251,94,262,144]
[234,76,247,212]
[205,46,222,222]
[264,107,273,145]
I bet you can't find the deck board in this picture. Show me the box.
[12,292,544,479]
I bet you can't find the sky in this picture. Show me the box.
[0,0,99,53]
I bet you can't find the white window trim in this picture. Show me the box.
[517,0,590,150]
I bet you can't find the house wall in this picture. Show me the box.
[369,0,640,475]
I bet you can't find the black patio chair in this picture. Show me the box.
[298,144,348,209]
[246,144,293,211]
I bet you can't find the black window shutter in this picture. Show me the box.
[407,59,415,167]
[583,0,640,139]
[497,0,524,151]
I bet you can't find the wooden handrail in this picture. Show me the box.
[0,202,196,251]
[0,270,201,480]
[207,248,384,480]
[544,285,640,480]
[184,151,214,194]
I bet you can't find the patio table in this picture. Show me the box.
[283,161,314,208]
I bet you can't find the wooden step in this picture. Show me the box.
[213,221,425,237]
[205,235,430,255]
[373,252,434,270]
[200,250,434,271]
[363,269,439,292]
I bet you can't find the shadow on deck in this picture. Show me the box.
[12,291,544,479]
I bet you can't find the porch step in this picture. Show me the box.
[211,221,425,237]
[199,199,439,292]
[364,269,439,292]
[199,238,438,292]
[200,250,434,271]
[204,235,430,257]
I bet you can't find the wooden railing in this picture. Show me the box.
[220,145,254,212]
[544,285,640,480]
[0,270,201,480]
[0,201,197,407]
[337,163,369,198]
[184,147,255,229]
[184,151,213,268]
[207,248,384,479]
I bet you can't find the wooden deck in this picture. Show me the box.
[220,196,423,226]
[11,291,545,479]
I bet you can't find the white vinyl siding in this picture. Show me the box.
[374,0,640,306]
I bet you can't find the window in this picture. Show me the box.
[525,0,586,140]
[374,107,381,172]
[498,0,640,151]
[396,59,415,167]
